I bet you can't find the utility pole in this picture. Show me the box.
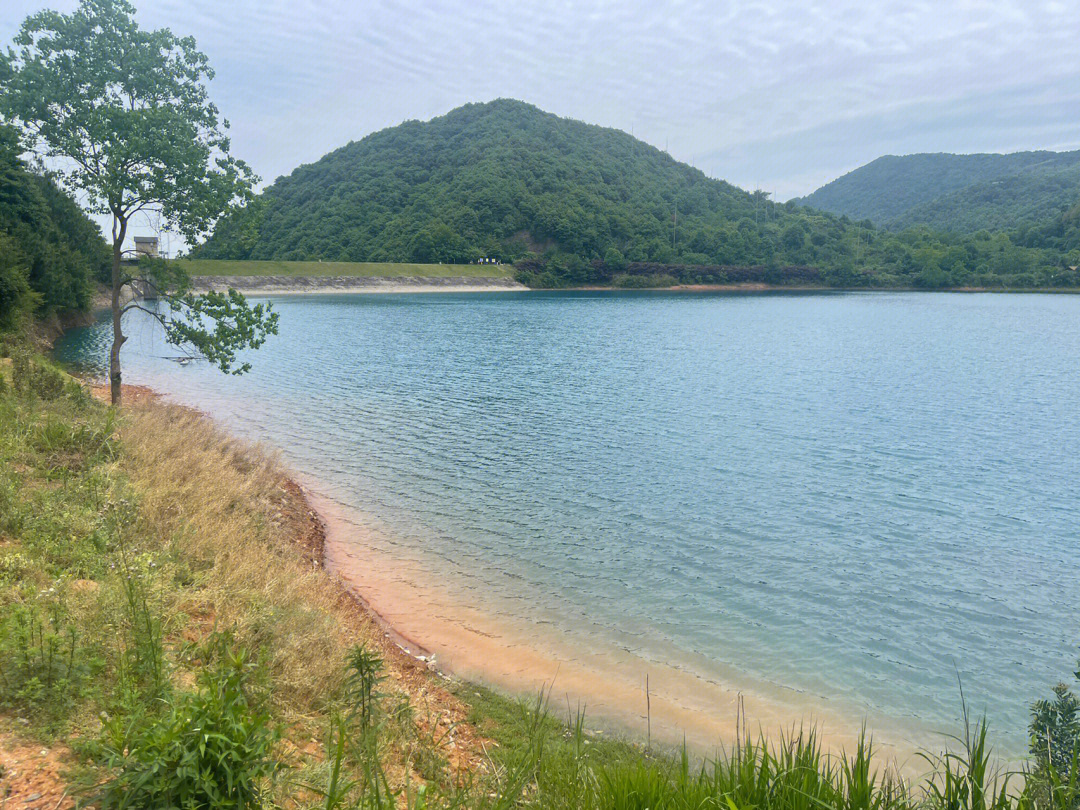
[673,201,677,252]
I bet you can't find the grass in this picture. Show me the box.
[0,346,483,804]
[174,258,514,279]
[448,684,1080,810]
[1,342,1078,809]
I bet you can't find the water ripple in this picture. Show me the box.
[56,290,1080,756]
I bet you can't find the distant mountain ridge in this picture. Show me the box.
[795,150,1080,233]
[198,101,1077,289]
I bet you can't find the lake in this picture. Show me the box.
[56,290,1080,757]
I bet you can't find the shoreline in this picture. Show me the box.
[564,283,1080,294]
[186,275,1080,296]
[91,381,947,773]
[299,474,937,768]
[85,383,489,758]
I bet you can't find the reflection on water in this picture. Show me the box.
[57,290,1080,756]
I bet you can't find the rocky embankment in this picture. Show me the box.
[190,275,527,294]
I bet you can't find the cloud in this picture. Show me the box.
[3,0,1079,235]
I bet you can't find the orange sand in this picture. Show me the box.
[308,487,937,770]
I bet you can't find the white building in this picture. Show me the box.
[134,236,159,259]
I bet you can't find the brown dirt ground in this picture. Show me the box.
[0,729,75,810]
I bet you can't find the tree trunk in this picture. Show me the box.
[109,215,128,407]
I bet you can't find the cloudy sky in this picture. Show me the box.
[4,0,1080,239]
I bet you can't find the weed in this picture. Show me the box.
[344,644,385,730]
[0,595,101,726]
[97,632,281,810]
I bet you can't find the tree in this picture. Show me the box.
[0,123,108,324]
[410,221,470,264]
[603,247,627,273]
[0,233,34,330]
[3,0,277,404]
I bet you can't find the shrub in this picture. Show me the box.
[31,363,66,400]
[613,272,678,288]
[9,353,68,400]
[1030,664,1080,777]
[914,265,951,289]
[603,247,627,273]
[0,597,100,724]
[10,351,31,395]
[98,633,281,810]
[0,550,31,584]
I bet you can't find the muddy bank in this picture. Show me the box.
[189,275,527,295]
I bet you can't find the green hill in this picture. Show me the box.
[198,100,1075,289]
[795,150,1080,234]
[199,99,792,266]
[1016,200,1080,258]
[888,163,1080,234]
[0,125,109,329]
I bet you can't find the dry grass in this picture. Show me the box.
[114,399,488,785]
[121,402,353,720]
[1,363,489,802]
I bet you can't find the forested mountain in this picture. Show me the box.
[795,150,1080,233]
[888,163,1080,234]
[1016,200,1080,257]
[199,99,798,266]
[0,125,109,328]
[199,100,1076,288]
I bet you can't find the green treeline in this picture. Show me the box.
[0,125,109,328]
[197,100,1078,290]
[795,151,1080,258]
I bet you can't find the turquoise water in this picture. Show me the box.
[57,291,1080,755]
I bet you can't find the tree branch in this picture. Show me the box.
[119,302,166,323]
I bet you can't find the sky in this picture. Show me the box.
[3,0,1080,247]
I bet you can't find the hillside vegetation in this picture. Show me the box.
[796,151,1080,263]
[1018,200,1080,257]
[198,100,1076,290]
[888,163,1080,235]
[0,125,109,328]
[2,348,1080,808]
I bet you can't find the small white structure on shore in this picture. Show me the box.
[134,236,159,259]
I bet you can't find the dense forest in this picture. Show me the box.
[197,100,1077,289]
[796,150,1080,243]
[887,163,1080,234]
[0,124,109,329]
